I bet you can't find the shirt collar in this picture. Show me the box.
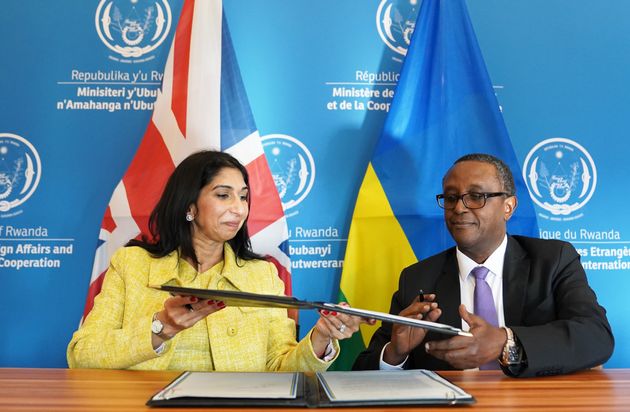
[457,234,508,282]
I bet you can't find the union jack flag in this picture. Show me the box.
[83,0,293,321]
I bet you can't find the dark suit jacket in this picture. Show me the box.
[352,236,614,377]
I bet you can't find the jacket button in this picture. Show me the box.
[227,326,237,336]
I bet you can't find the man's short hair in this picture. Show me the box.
[453,153,516,196]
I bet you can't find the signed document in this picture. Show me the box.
[147,370,474,407]
[316,370,473,403]
[151,284,472,337]
[151,372,299,401]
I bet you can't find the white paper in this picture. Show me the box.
[153,371,299,400]
[316,370,472,402]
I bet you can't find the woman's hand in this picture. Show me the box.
[151,295,225,348]
[310,302,376,358]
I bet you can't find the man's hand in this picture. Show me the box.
[383,294,442,365]
[424,304,506,369]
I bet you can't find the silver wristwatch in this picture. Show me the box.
[499,327,521,367]
[151,313,171,340]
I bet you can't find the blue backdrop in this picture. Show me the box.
[1,0,628,368]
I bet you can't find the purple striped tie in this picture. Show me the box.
[471,266,500,370]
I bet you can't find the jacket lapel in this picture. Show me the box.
[145,244,253,292]
[502,236,530,326]
[435,248,462,328]
[147,251,182,286]
[216,243,252,292]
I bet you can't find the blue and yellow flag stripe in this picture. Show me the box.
[334,163,417,370]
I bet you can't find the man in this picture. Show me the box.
[353,153,613,377]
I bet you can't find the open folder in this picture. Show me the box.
[151,284,472,337]
[146,370,475,407]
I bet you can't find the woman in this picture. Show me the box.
[67,151,369,371]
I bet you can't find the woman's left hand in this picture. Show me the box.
[311,302,376,358]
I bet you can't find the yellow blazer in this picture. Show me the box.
[67,244,338,371]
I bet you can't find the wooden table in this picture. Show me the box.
[0,368,629,411]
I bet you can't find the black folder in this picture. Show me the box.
[146,370,475,408]
[151,284,471,337]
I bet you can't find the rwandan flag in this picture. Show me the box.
[333,0,538,370]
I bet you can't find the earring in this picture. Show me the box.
[186,213,194,222]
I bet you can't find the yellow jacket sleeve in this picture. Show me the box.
[67,248,165,369]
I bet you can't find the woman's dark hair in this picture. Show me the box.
[127,150,263,265]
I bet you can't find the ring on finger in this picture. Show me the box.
[185,304,194,312]
[338,323,346,333]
